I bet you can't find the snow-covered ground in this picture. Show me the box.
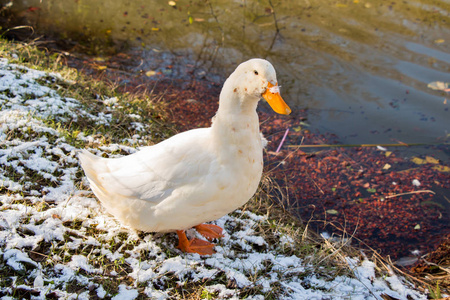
[0,58,427,299]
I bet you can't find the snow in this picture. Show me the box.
[3,248,38,271]
[112,285,139,300]
[68,255,103,274]
[0,58,428,299]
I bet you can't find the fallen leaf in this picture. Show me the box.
[367,188,377,193]
[146,70,157,77]
[385,151,392,157]
[412,179,421,187]
[433,165,450,172]
[434,39,445,44]
[414,224,421,230]
[326,209,339,215]
[427,81,449,91]
[425,156,439,164]
[411,157,426,165]
[411,156,439,165]
[382,163,391,170]
[168,1,176,6]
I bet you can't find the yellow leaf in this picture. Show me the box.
[151,27,160,31]
[93,57,105,62]
[168,1,176,6]
[433,165,450,172]
[145,70,157,77]
[336,3,348,7]
[385,151,392,157]
[425,156,439,164]
[412,156,439,165]
[411,157,426,165]
[382,163,391,170]
[434,39,445,44]
[95,65,107,71]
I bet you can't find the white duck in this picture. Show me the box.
[79,58,291,255]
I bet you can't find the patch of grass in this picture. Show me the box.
[0,38,176,147]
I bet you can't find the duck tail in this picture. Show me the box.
[79,150,102,179]
[78,150,109,198]
[78,150,132,223]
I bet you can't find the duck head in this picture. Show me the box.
[226,58,291,115]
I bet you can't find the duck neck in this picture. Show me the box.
[211,79,261,146]
[216,77,260,117]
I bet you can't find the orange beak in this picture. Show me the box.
[262,82,291,115]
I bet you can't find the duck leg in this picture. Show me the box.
[176,230,215,255]
[194,224,224,241]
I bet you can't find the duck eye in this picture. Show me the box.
[254,70,258,75]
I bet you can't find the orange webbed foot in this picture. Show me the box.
[176,230,215,255]
[195,224,224,241]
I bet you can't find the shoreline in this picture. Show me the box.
[0,36,448,296]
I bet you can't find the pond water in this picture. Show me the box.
[3,0,449,257]
[6,0,449,146]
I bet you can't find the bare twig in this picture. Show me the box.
[384,190,436,199]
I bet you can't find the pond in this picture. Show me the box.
[6,0,449,145]
[3,0,449,259]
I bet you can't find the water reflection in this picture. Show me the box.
[3,0,448,158]
[2,3,449,131]
[3,1,448,149]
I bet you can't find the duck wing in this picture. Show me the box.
[79,128,217,205]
